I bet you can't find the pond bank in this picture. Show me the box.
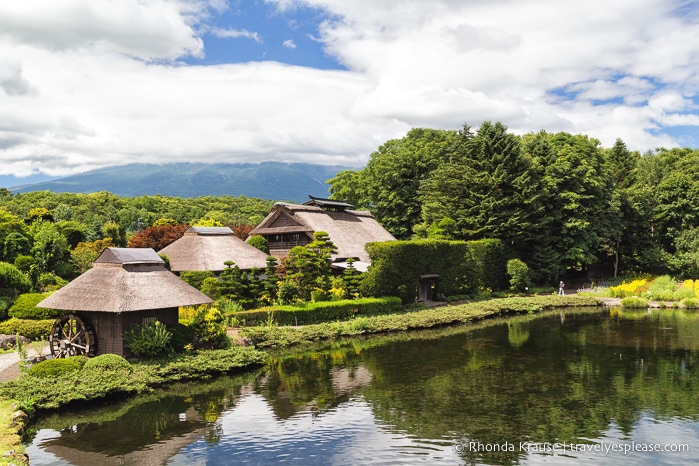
[0,295,603,465]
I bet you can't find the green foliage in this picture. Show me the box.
[28,356,87,378]
[328,128,456,239]
[124,321,173,359]
[620,297,649,308]
[240,296,602,349]
[8,293,59,320]
[231,297,404,326]
[83,354,133,374]
[247,235,270,254]
[278,280,299,304]
[681,298,699,309]
[0,346,266,411]
[506,258,530,291]
[200,276,222,300]
[168,322,195,352]
[0,261,32,297]
[179,270,215,290]
[282,232,337,301]
[362,239,508,303]
[188,305,230,350]
[0,318,54,340]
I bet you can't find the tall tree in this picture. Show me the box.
[328,128,456,239]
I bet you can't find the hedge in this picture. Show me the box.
[0,318,54,340]
[361,239,509,303]
[229,297,403,326]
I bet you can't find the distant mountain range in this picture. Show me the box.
[10,162,354,203]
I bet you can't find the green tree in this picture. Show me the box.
[328,128,456,238]
[31,222,71,277]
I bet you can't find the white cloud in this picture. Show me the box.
[283,39,297,49]
[1,0,699,178]
[210,27,262,43]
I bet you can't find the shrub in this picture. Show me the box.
[83,354,132,373]
[231,297,403,326]
[179,271,215,290]
[28,356,87,378]
[0,261,32,295]
[200,276,222,300]
[673,287,696,301]
[278,280,300,304]
[506,259,530,291]
[188,305,230,350]
[681,298,699,309]
[620,297,649,308]
[0,318,54,340]
[247,235,270,254]
[124,321,173,359]
[168,322,195,352]
[8,293,60,320]
[648,275,677,301]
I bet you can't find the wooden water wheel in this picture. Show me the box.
[49,314,97,358]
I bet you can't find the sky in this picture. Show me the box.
[1,0,699,184]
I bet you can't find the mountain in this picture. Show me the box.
[11,162,354,203]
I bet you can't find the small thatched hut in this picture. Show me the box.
[248,196,396,266]
[159,226,269,273]
[37,248,212,358]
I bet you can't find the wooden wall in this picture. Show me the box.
[85,308,178,358]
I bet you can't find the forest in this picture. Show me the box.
[328,122,699,283]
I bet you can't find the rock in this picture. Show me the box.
[0,334,31,350]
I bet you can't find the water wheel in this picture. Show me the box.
[49,314,97,358]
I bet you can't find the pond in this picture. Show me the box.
[26,307,699,465]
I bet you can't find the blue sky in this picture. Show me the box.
[187,1,344,69]
[1,0,698,185]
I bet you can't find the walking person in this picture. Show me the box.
[558,281,565,296]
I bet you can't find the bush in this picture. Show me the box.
[681,298,699,309]
[506,259,530,291]
[8,293,60,320]
[673,287,696,301]
[83,354,132,373]
[168,322,195,352]
[0,261,32,295]
[188,305,230,350]
[179,271,215,290]
[28,356,88,378]
[231,297,403,326]
[247,235,270,254]
[124,321,173,359]
[0,318,54,340]
[620,297,649,308]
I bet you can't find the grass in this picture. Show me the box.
[240,295,603,349]
[0,398,28,465]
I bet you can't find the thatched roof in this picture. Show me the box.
[158,226,269,272]
[249,203,396,263]
[37,248,212,313]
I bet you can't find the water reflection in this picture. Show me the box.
[27,308,699,465]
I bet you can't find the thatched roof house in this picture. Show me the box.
[158,226,270,273]
[38,248,212,357]
[248,196,396,264]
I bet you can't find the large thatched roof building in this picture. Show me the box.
[248,196,396,266]
[38,248,212,357]
[158,226,270,273]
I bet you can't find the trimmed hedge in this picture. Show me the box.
[0,318,54,340]
[230,297,403,326]
[28,356,87,378]
[361,239,509,303]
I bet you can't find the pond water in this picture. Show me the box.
[26,307,699,465]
